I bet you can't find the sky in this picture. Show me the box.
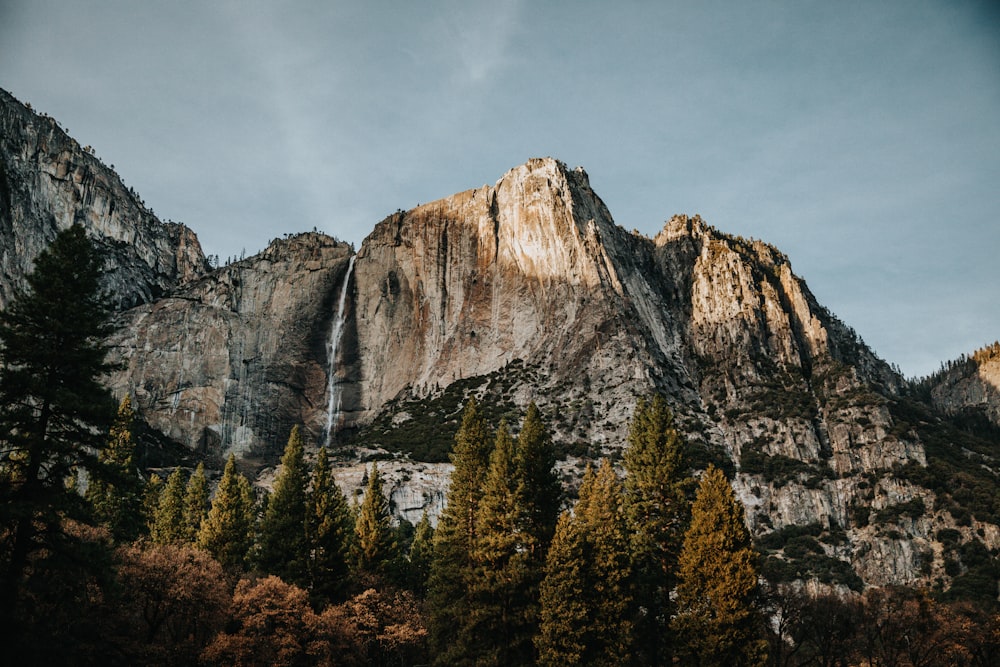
[1,1,998,378]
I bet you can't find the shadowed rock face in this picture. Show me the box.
[107,233,355,464]
[0,89,208,310]
[3,90,997,592]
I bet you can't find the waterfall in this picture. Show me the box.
[323,254,356,446]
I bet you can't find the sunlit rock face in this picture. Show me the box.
[348,158,663,444]
[0,89,207,310]
[926,344,1000,428]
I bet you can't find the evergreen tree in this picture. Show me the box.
[142,473,164,534]
[86,394,144,542]
[427,398,493,661]
[306,445,353,601]
[672,465,767,667]
[537,460,633,666]
[151,467,187,544]
[406,510,435,596]
[536,502,589,666]
[515,402,561,555]
[623,394,691,665]
[256,426,310,585]
[0,224,117,619]
[182,462,210,543]
[469,421,536,666]
[197,454,255,570]
[353,462,396,575]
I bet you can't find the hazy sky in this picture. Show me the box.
[2,1,998,378]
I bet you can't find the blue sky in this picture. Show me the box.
[2,1,998,378]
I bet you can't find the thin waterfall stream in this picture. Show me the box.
[323,254,356,446]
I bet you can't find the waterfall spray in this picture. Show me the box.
[323,254,356,446]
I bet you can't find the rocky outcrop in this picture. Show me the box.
[107,233,354,463]
[0,88,207,309]
[924,343,1000,428]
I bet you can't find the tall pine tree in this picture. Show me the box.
[306,445,353,601]
[86,394,143,542]
[182,463,210,543]
[537,459,633,665]
[406,510,435,596]
[0,224,117,619]
[514,402,561,557]
[353,462,396,576]
[672,465,767,667]
[256,426,310,585]
[151,467,188,545]
[623,394,691,665]
[198,454,255,570]
[427,398,493,662]
[468,421,537,667]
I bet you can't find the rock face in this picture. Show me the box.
[924,343,1000,428]
[2,94,997,596]
[0,89,207,309]
[343,158,990,590]
[107,233,355,464]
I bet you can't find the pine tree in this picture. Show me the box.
[256,426,310,585]
[182,463,210,543]
[0,224,117,617]
[142,474,165,534]
[86,394,143,542]
[469,421,536,666]
[536,503,589,666]
[353,462,396,575]
[306,445,353,601]
[672,465,767,667]
[198,454,255,570]
[623,394,691,665]
[406,510,435,596]
[427,398,493,661]
[537,460,633,666]
[515,402,561,555]
[151,467,188,544]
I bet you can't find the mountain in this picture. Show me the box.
[0,89,207,309]
[2,89,997,595]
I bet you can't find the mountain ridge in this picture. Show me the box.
[2,88,998,595]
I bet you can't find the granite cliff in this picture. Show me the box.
[2,89,997,595]
[0,89,207,309]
